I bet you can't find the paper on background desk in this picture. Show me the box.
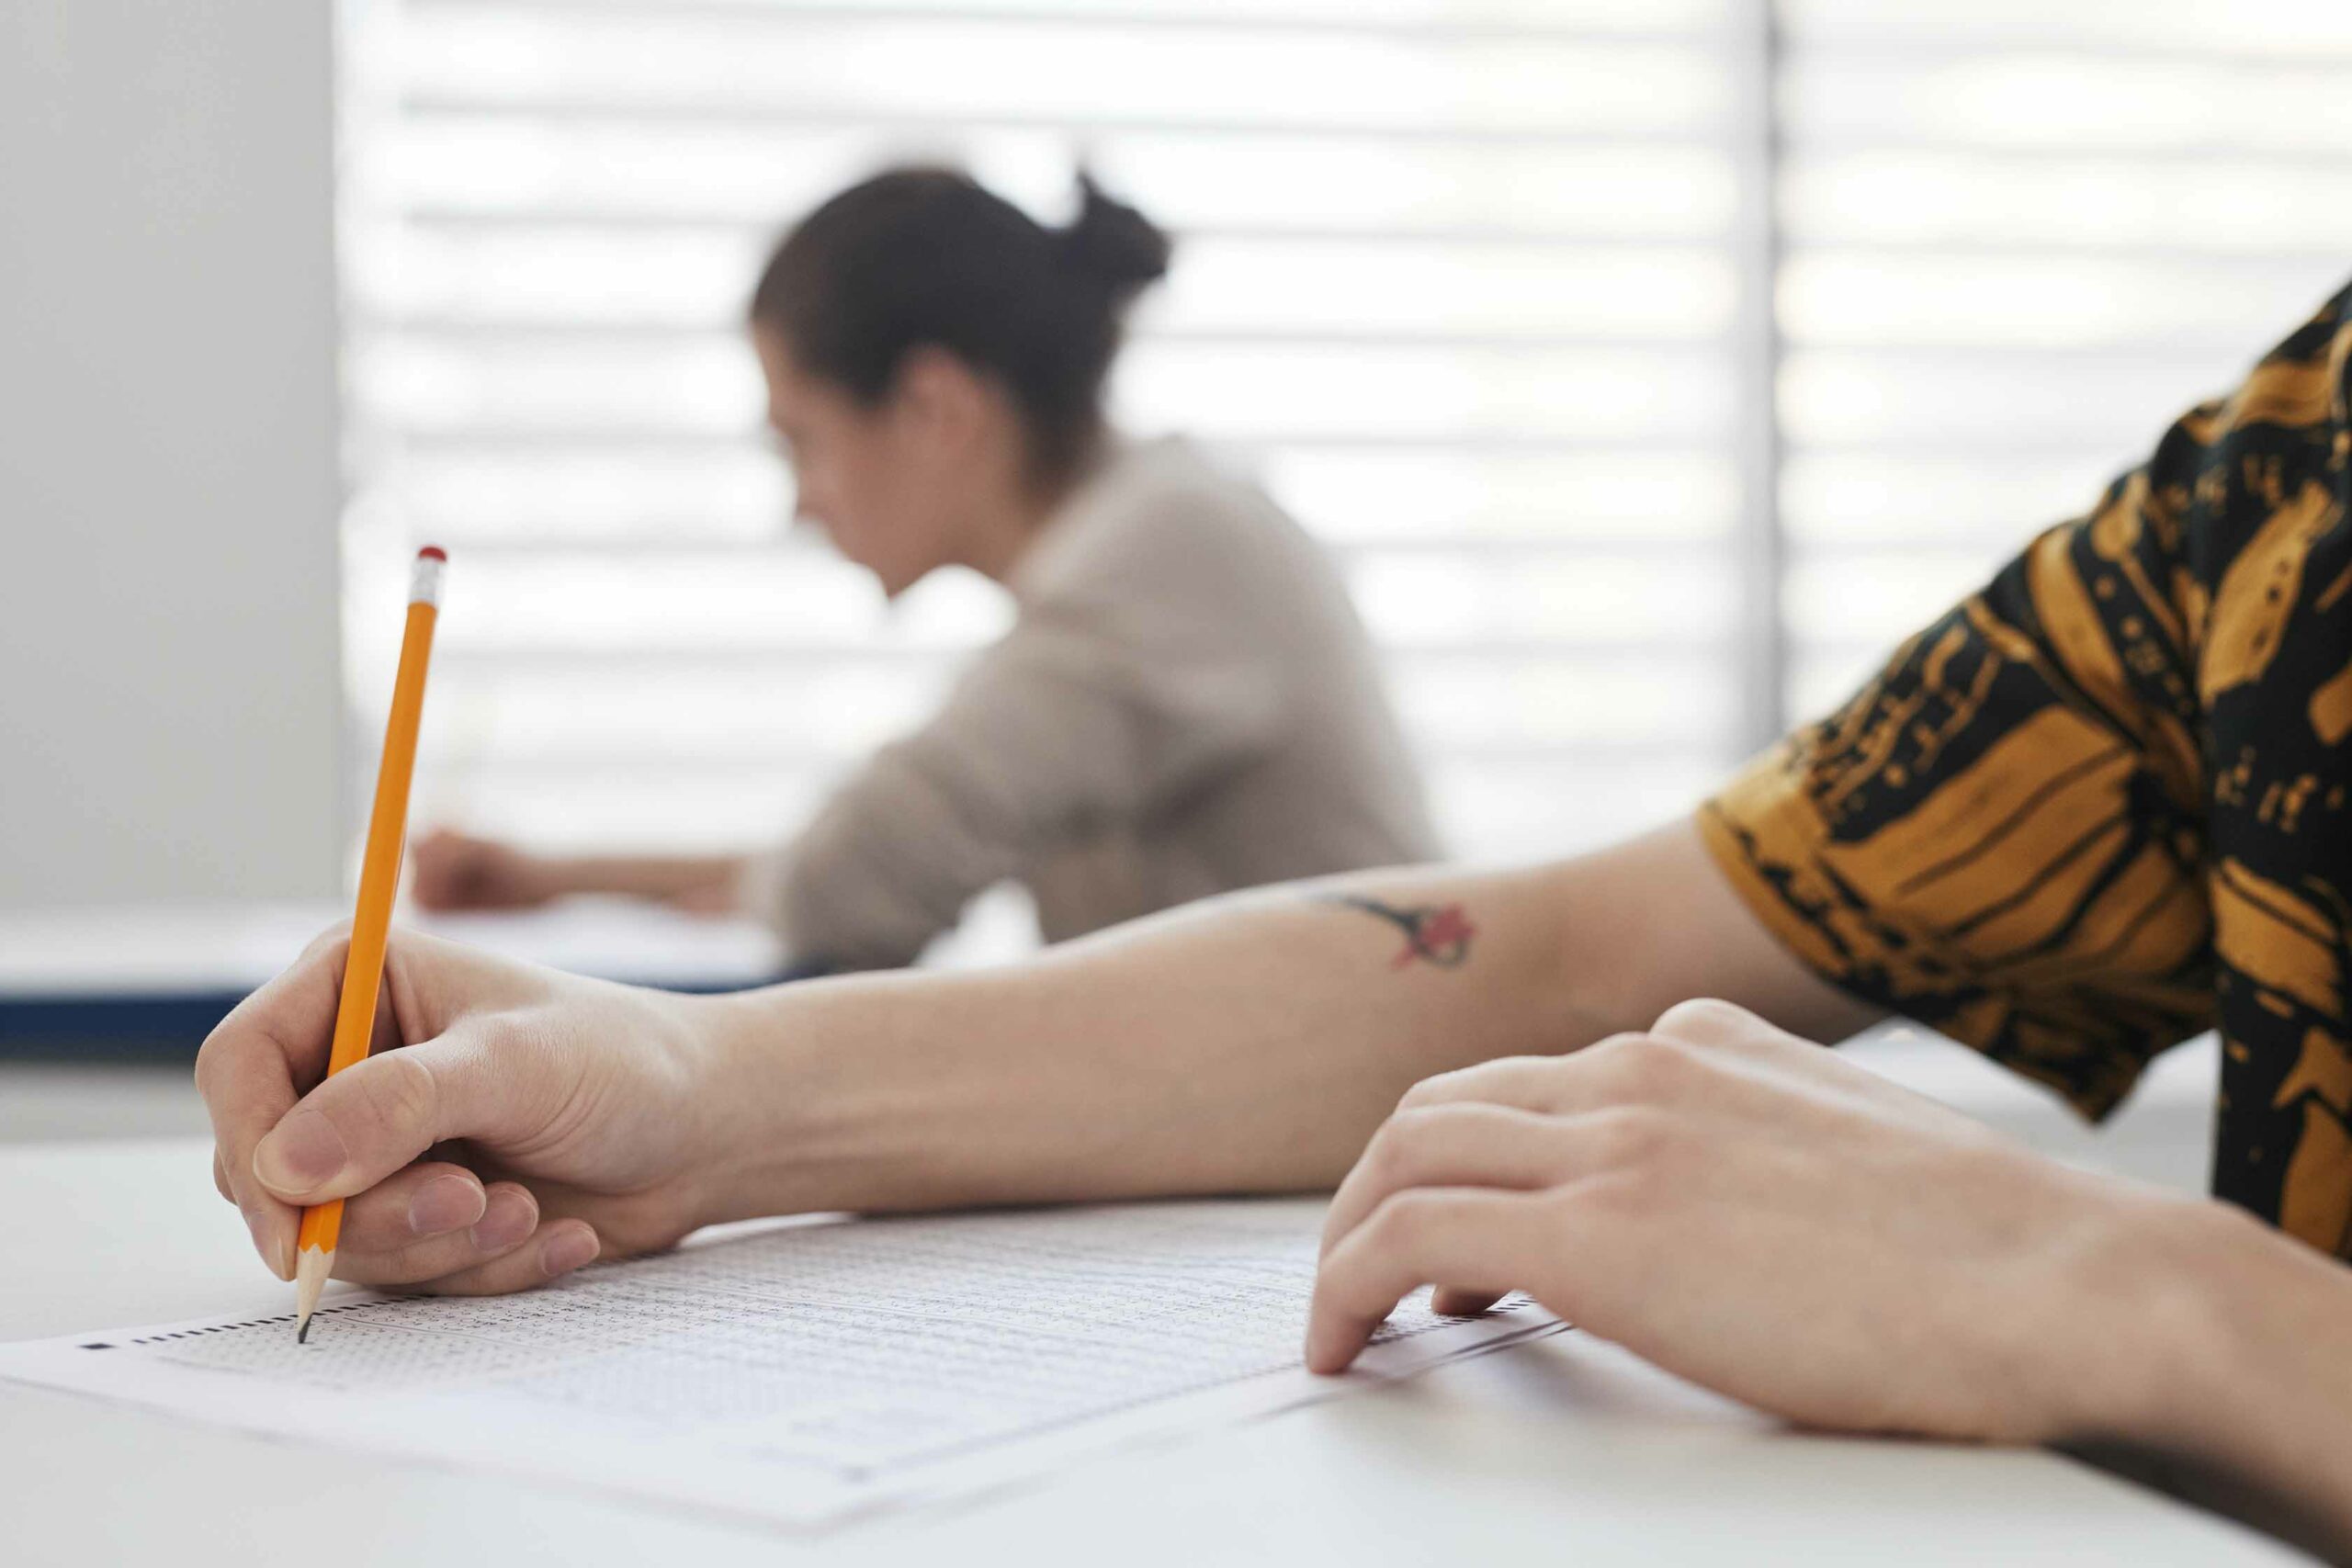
[0,1198,1561,1529]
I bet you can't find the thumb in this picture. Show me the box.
[249,1021,534,1203]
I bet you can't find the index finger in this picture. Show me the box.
[193,927,390,1278]
[1306,1187,1554,1374]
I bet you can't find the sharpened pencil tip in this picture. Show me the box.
[297,1318,311,1345]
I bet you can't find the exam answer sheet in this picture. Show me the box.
[0,1198,1561,1527]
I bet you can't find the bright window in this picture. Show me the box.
[337,0,2350,889]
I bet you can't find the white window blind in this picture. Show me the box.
[1776,0,2352,719]
[338,0,1752,877]
[338,0,2351,898]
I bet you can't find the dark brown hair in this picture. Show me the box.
[750,166,1172,481]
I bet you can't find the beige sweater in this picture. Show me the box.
[741,437,1439,969]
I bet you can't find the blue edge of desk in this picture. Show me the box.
[0,993,256,1063]
[0,967,820,1064]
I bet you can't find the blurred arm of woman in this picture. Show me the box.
[408,828,751,916]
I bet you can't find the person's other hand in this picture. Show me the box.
[1307,998,2198,1448]
[409,828,558,912]
[198,927,738,1292]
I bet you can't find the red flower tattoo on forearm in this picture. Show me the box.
[1322,895,1478,970]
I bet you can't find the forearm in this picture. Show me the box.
[544,852,749,910]
[710,864,1574,1216]
[703,820,1881,1218]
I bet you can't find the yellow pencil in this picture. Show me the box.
[294,546,447,1341]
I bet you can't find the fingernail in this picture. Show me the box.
[541,1227,599,1277]
[470,1189,536,1253]
[253,1109,348,1193]
[408,1175,485,1236]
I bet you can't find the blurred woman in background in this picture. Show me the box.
[413,166,1437,971]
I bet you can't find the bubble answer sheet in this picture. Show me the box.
[0,1198,1562,1529]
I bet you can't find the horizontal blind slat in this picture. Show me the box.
[400,0,1735,40]
[391,12,1731,135]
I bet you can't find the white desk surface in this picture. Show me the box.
[0,1138,2292,1566]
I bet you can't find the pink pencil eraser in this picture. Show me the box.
[417,545,447,562]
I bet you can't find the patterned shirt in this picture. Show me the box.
[1701,280,2352,1256]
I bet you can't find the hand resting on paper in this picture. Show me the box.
[1307,999,2236,1446]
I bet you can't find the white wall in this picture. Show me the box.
[0,3,343,908]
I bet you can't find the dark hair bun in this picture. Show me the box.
[753,164,1169,480]
[1057,173,1172,294]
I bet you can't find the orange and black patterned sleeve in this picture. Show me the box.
[1699,419,2228,1118]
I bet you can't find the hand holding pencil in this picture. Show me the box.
[197,541,730,1311]
[202,922,721,1314]
[201,544,708,1325]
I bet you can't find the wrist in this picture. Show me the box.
[2033,1186,2245,1451]
[2043,1192,2352,1559]
[679,974,956,1225]
[2040,1185,2341,1472]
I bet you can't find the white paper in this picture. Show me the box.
[0,1198,1560,1528]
